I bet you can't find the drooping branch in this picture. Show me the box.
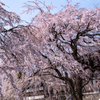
[39,51,63,78]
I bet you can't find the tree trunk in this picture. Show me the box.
[76,76,83,100]
[65,78,77,100]
[65,75,83,100]
[69,83,77,100]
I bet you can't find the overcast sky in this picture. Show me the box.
[1,0,100,22]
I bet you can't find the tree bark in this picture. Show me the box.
[65,78,77,100]
[65,75,83,100]
[76,76,83,100]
